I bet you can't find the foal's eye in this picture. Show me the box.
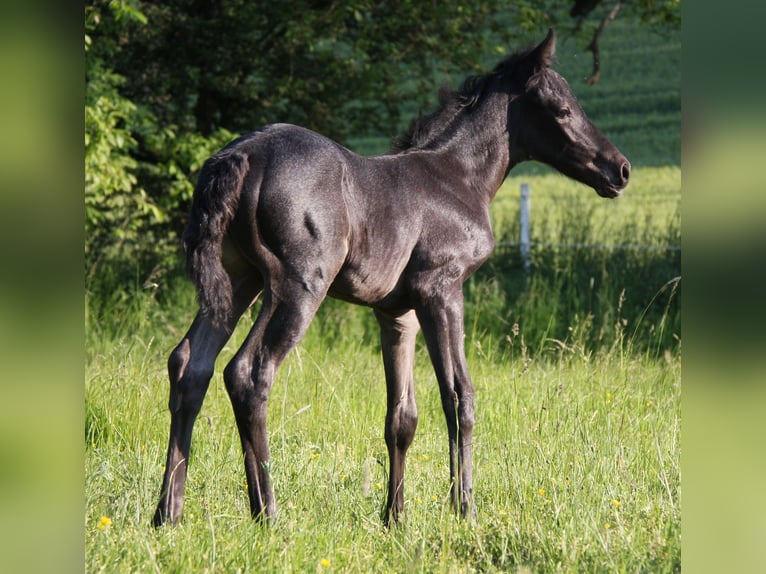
[555,107,572,119]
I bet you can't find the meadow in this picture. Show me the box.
[85,164,680,572]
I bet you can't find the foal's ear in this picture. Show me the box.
[532,28,556,69]
[515,28,557,83]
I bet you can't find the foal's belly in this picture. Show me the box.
[328,256,409,307]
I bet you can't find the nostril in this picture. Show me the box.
[621,162,631,183]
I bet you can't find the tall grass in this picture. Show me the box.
[86,311,679,572]
[86,165,680,572]
[467,166,680,360]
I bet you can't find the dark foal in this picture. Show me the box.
[152,29,629,527]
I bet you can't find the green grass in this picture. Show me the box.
[86,164,680,572]
[468,166,681,359]
[86,319,679,572]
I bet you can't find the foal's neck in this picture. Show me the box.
[434,93,512,203]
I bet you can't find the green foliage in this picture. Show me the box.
[632,0,682,28]
[106,1,518,140]
[85,1,237,278]
[85,1,160,276]
[85,59,162,275]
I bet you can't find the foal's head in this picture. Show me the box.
[510,29,631,198]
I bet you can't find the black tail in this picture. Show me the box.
[182,148,249,330]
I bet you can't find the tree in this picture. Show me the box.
[85,1,155,276]
[569,0,681,84]
[85,0,233,277]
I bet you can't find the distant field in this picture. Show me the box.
[350,20,681,169]
[492,167,680,248]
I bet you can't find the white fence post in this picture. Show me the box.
[520,182,531,272]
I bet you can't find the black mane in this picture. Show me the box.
[391,47,537,152]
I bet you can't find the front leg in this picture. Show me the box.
[415,290,476,518]
[375,308,420,525]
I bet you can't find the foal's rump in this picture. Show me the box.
[242,124,353,259]
[185,124,358,325]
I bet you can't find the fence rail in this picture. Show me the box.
[500,183,681,270]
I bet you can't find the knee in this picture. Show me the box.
[168,341,215,384]
[400,402,418,447]
[223,356,250,398]
[167,343,213,414]
[389,399,418,449]
[167,341,190,384]
[224,356,275,424]
[458,397,475,434]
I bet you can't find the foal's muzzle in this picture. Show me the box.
[595,153,631,198]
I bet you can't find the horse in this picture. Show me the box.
[152,28,630,527]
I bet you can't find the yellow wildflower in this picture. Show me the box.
[320,558,331,568]
[97,515,112,531]
[611,499,621,508]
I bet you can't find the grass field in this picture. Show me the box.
[85,164,680,572]
[86,336,679,572]
[487,166,680,350]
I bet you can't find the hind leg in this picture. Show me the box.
[152,273,261,527]
[223,279,328,521]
